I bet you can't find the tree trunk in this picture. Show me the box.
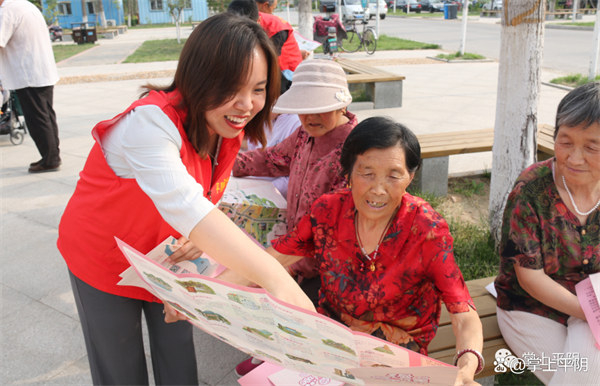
[81,0,88,22]
[97,0,107,28]
[297,0,313,41]
[488,0,545,243]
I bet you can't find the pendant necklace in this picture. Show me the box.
[354,208,397,272]
[561,176,600,216]
[207,136,222,201]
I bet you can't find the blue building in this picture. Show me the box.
[42,0,208,29]
[138,0,208,24]
[42,0,124,28]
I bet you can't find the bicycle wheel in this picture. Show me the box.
[340,30,361,53]
[363,28,377,55]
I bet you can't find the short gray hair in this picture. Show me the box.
[554,81,600,139]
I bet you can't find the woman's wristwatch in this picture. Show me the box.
[453,348,484,375]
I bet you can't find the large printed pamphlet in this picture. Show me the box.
[116,238,458,385]
[575,272,600,349]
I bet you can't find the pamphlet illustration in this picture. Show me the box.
[116,237,458,385]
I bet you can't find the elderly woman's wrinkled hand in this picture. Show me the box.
[168,236,203,264]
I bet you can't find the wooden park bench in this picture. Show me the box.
[412,125,556,196]
[101,29,119,39]
[545,9,589,20]
[335,58,406,109]
[480,9,502,17]
[413,129,494,196]
[429,276,506,379]
[537,123,555,160]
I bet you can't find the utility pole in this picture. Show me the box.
[459,0,470,55]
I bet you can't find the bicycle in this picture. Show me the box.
[339,17,377,55]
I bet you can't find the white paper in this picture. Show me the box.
[485,281,497,298]
[293,30,322,52]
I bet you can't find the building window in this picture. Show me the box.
[86,1,96,14]
[150,0,163,10]
[184,0,192,9]
[57,1,72,15]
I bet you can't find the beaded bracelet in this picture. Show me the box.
[453,348,484,375]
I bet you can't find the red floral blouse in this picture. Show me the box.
[272,189,475,354]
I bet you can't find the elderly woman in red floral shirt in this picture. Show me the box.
[244,117,484,385]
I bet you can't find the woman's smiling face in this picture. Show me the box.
[205,47,268,139]
[350,145,414,223]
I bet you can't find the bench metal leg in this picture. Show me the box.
[412,156,449,196]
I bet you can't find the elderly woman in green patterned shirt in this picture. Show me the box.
[494,82,600,385]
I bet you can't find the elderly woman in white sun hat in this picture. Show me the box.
[233,58,357,376]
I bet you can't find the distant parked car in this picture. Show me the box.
[396,0,422,13]
[421,0,444,12]
[368,0,388,19]
[482,0,502,10]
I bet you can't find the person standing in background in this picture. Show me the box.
[0,0,61,173]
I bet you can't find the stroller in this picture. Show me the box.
[313,14,347,56]
[0,89,28,145]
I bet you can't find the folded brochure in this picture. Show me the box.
[116,237,457,385]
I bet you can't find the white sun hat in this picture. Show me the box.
[272,59,352,115]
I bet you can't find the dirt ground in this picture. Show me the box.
[436,176,491,226]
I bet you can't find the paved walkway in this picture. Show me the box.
[0,17,574,385]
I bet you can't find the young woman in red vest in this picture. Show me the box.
[57,13,314,385]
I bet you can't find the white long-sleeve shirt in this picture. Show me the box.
[101,105,215,238]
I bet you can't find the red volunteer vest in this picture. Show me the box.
[259,12,303,72]
[57,90,241,302]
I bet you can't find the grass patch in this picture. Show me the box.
[550,73,600,88]
[53,43,95,62]
[560,21,595,27]
[450,178,486,197]
[406,186,446,208]
[436,51,485,60]
[124,39,187,63]
[448,220,498,281]
[377,34,440,50]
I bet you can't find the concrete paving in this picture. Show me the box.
[0,16,574,385]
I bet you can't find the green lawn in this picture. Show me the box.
[123,38,187,63]
[53,43,95,62]
[127,35,438,61]
[550,73,600,88]
[436,51,486,60]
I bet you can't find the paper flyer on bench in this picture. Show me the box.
[575,272,600,349]
[116,238,457,385]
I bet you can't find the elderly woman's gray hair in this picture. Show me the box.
[554,81,600,139]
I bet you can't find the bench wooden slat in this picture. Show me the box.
[346,74,406,83]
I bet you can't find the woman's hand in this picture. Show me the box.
[450,308,483,386]
[168,236,203,264]
[454,371,480,386]
[163,302,188,323]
